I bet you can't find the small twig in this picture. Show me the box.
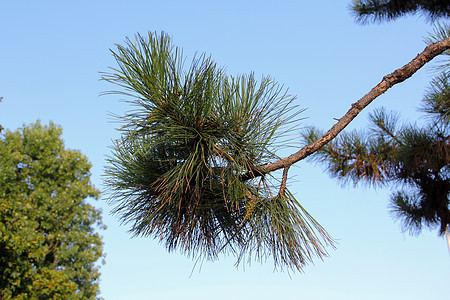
[279,165,290,196]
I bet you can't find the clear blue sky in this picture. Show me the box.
[1,1,449,299]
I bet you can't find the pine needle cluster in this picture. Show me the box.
[303,69,449,236]
[102,32,334,271]
[350,0,450,24]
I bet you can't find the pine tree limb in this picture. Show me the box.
[242,36,450,181]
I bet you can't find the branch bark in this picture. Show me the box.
[243,36,450,181]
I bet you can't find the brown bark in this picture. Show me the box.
[242,37,450,181]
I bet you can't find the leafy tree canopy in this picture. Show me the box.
[0,121,105,299]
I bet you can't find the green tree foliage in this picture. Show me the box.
[0,121,105,299]
[350,0,450,24]
[102,32,334,272]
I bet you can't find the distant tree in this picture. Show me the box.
[0,121,105,299]
[350,0,450,24]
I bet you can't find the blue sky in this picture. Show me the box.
[1,1,449,299]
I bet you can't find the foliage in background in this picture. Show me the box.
[350,0,450,24]
[102,32,334,272]
[302,24,450,237]
[0,121,105,299]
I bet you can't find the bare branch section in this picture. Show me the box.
[243,36,450,181]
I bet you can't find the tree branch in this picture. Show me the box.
[242,36,450,181]
[279,166,290,196]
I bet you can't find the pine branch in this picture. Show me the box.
[242,36,450,181]
[368,108,403,145]
[103,32,333,271]
[351,0,450,24]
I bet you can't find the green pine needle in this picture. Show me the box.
[102,31,333,271]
